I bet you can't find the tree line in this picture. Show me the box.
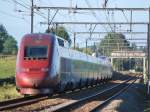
[0,24,17,55]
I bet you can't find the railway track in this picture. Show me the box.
[41,75,140,112]
[0,83,113,111]
[0,82,114,111]
[0,73,139,111]
[0,95,49,111]
[90,76,140,112]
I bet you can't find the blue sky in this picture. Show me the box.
[0,0,150,47]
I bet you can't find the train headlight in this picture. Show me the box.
[20,68,30,72]
[41,68,49,72]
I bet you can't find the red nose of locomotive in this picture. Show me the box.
[16,66,50,88]
[16,34,54,94]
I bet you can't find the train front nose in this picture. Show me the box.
[16,67,50,88]
[15,34,56,94]
[16,73,53,95]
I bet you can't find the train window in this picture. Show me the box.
[24,46,48,59]
[58,38,64,47]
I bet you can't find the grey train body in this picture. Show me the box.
[51,35,113,92]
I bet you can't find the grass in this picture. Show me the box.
[0,56,16,79]
[0,84,22,101]
[0,56,22,101]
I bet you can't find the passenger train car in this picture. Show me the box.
[16,33,113,95]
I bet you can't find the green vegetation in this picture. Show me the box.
[0,56,22,101]
[0,24,17,55]
[0,24,20,101]
[0,56,16,79]
[75,33,133,56]
[74,32,145,71]
[98,33,131,56]
[97,32,144,71]
[3,36,17,55]
[0,84,21,101]
[46,25,72,45]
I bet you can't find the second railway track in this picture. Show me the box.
[42,75,141,112]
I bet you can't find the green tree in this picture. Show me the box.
[0,24,8,53]
[46,26,71,45]
[3,36,17,55]
[98,33,130,56]
[98,32,138,71]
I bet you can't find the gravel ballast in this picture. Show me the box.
[101,79,146,112]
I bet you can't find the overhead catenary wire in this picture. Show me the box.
[104,10,114,32]
[48,9,59,27]
[3,0,47,21]
[84,0,109,32]
[0,9,41,31]
[121,10,129,23]
[10,0,48,19]
[76,41,146,46]
[0,9,29,22]
[2,1,147,45]
[9,0,49,31]
[37,0,77,41]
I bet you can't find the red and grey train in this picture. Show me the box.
[16,33,113,95]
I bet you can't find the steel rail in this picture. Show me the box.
[90,76,140,112]
[75,31,147,34]
[0,95,48,111]
[45,76,139,112]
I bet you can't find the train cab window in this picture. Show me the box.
[58,38,64,47]
[24,46,48,59]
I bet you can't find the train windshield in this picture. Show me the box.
[24,46,48,59]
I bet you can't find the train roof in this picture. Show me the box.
[22,33,69,47]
